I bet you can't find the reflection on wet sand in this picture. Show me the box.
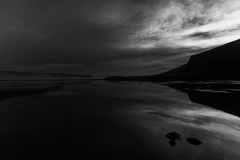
[164,82,240,117]
[0,86,62,102]
[135,81,240,159]
[0,80,239,159]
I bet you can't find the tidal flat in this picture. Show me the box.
[0,80,240,160]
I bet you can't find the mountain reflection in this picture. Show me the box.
[0,80,240,159]
[164,82,240,117]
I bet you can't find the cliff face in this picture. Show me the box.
[159,39,240,80]
[105,39,240,81]
[0,71,92,80]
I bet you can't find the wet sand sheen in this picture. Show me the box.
[0,80,239,159]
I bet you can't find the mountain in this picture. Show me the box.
[159,39,240,80]
[0,70,92,80]
[106,39,240,81]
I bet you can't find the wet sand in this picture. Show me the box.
[0,80,239,159]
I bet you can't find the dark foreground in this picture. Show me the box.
[0,80,240,159]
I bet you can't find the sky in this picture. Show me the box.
[1,0,240,78]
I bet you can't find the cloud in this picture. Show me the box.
[43,64,83,68]
[187,32,215,39]
[0,0,240,77]
[131,0,240,49]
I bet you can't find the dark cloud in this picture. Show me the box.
[187,32,215,39]
[0,0,237,78]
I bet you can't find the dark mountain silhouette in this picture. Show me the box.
[157,39,240,80]
[106,39,240,81]
[0,70,92,80]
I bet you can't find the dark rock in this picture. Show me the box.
[166,132,182,141]
[166,132,182,146]
[186,138,203,146]
[169,140,176,146]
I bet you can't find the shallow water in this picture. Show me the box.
[0,80,240,159]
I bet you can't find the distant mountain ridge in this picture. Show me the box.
[159,39,240,80]
[0,70,92,80]
[106,39,240,81]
